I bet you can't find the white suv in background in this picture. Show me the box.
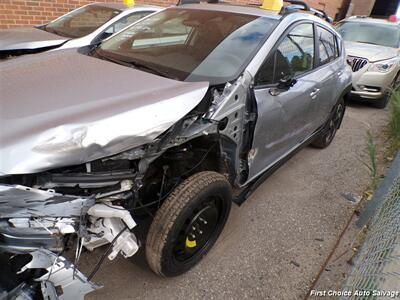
[336,16,400,108]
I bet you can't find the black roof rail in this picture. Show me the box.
[283,0,310,11]
[281,0,333,23]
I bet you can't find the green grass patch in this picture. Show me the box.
[388,90,400,155]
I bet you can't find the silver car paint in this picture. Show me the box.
[244,13,352,183]
[0,27,68,51]
[0,49,209,175]
[0,4,161,53]
[0,185,94,218]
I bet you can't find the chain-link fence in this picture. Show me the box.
[342,155,400,299]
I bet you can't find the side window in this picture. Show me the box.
[256,23,314,86]
[105,12,153,35]
[317,26,337,65]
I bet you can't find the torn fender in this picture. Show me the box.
[0,50,209,174]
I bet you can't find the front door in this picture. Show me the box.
[247,22,319,181]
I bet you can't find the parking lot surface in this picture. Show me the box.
[82,102,389,300]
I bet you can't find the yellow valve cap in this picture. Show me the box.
[260,0,283,11]
[124,0,135,7]
[185,237,197,248]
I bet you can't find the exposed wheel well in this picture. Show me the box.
[138,135,237,209]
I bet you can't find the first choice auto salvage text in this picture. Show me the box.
[310,290,400,298]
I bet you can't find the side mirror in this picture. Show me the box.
[269,76,297,96]
[98,31,113,41]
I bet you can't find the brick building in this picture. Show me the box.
[0,0,348,29]
[348,0,400,17]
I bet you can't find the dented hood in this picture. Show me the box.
[0,27,68,52]
[0,50,209,175]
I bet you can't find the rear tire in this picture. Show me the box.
[312,98,345,149]
[146,171,232,277]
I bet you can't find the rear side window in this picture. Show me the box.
[256,23,315,86]
[317,26,337,65]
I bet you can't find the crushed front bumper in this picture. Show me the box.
[3,249,100,300]
[0,183,139,299]
[0,184,93,254]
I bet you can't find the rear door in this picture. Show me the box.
[308,25,341,131]
[248,22,319,180]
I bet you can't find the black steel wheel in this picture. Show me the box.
[312,99,345,149]
[146,171,232,277]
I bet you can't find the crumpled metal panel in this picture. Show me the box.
[0,50,209,175]
[19,249,100,300]
[0,27,67,51]
[0,184,94,218]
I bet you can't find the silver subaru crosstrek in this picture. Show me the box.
[336,16,400,108]
[0,1,351,298]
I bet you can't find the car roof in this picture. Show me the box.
[344,16,400,27]
[88,2,160,12]
[175,3,282,19]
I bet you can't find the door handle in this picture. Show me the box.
[310,88,320,99]
[338,71,343,76]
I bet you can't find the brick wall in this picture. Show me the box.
[350,0,376,16]
[0,0,346,29]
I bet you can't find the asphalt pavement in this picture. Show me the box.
[82,101,389,300]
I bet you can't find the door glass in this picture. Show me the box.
[105,12,153,35]
[256,23,314,86]
[317,26,336,65]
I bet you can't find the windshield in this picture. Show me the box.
[44,5,121,38]
[336,21,400,48]
[98,8,278,84]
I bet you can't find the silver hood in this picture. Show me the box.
[0,27,68,52]
[345,41,400,62]
[0,50,209,175]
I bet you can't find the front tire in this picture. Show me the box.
[312,98,345,149]
[146,171,232,277]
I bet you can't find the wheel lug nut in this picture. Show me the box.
[199,218,207,224]
[190,234,196,239]
[199,230,203,235]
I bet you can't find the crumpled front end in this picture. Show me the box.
[0,62,255,298]
[0,178,140,299]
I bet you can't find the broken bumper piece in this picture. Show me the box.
[6,249,100,300]
[0,184,93,254]
[0,183,140,299]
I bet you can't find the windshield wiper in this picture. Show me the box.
[96,49,170,78]
[96,50,133,67]
[123,59,170,78]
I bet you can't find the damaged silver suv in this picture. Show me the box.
[0,1,351,298]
